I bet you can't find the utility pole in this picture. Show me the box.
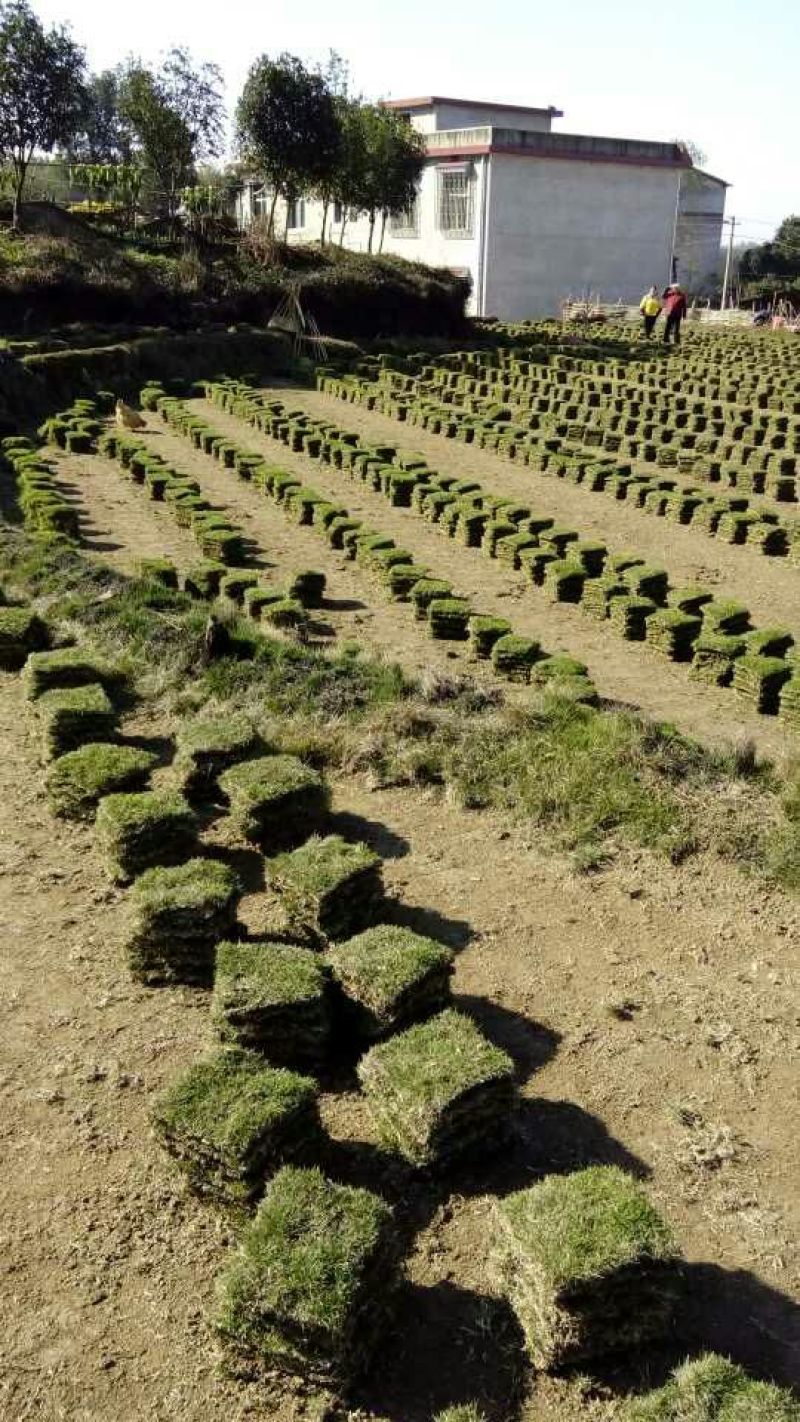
[720,215,737,311]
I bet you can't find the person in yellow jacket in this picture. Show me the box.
[639,285,662,337]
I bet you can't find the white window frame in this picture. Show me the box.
[390,194,420,238]
[252,185,270,220]
[286,197,306,231]
[437,165,475,238]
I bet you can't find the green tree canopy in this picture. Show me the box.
[0,0,87,226]
[68,70,131,163]
[118,48,224,220]
[236,52,340,235]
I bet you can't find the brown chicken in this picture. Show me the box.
[115,399,146,431]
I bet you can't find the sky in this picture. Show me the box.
[35,0,800,247]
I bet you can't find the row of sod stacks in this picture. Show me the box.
[151,1048,321,1204]
[346,381,800,704]
[318,342,799,503]
[95,413,248,566]
[197,380,600,697]
[2,430,80,542]
[207,377,800,712]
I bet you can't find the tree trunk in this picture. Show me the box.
[368,211,375,253]
[268,189,279,236]
[339,212,348,247]
[11,160,27,231]
[378,211,388,253]
[320,198,329,245]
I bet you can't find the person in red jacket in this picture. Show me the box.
[661,283,688,345]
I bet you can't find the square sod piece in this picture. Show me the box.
[45,742,158,820]
[219,755,329,849]
[212,939,330,1066]
[125,856,240,985]
[23,646,119,700]
[326,925,454,1041]
[493,1165,679,1370]
[621,1352,800,1421]
[175,713,264,795]
[36,683,117,759]
[357,1009,516,1168]
[94,790,196,883]
[269,835,383,945]
[0,606,49,671]
[215,1165,396,1383]
[151,1048,320,1203]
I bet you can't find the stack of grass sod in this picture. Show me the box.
[174,713,265,799]
[288,569,326,609]
[268,835,384,946]
[22,646,121,700]
[429,598,472,641]
[215,1165,397,1383]
[124,857,240,985]
[645,609,702,662]
[150,1047,321,1204]
[0,605,50,671]
[530,654,599,706]
[491,634,541,683]
[492,1165,680,1370]
[94,790,197,883]
[468,615,513,660]
[326,926,454,1042]
[690,633,748,687]
[357,1009,516,1168]
[45,742,159,820]
[621,1353,800,1420]
[780,670,800,731]
[34,683,117,759]
[732,654,793,714]
[211,939,330,1067]
[219,755,330,850]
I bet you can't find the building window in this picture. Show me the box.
[437,167,474,237]
[252,186,270,220]
[390,195,419,238]
[286,198,306,230]
[332,201,343,225]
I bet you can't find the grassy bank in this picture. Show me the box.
[2,529,795,885]
[0,213,471,337]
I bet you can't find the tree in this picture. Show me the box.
[69,70,131,163]
[356,105,426,253]
[312,50,350,243]
[774,215,800,264]
[118,48,224,223]
[236,53,340,237]
[675,137,707,168]
[0,0,86,227]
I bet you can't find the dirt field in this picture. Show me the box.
[2,656,799,1421]
[3,379,799,1422]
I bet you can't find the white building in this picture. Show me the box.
[235,95,727,319]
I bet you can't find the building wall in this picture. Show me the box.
[483,154,685,318]
[674,170,726,294]
[408,102,554,134]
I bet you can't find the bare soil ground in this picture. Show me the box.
[2,655,799,1422]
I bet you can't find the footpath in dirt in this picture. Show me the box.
[2,655,799,1421]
